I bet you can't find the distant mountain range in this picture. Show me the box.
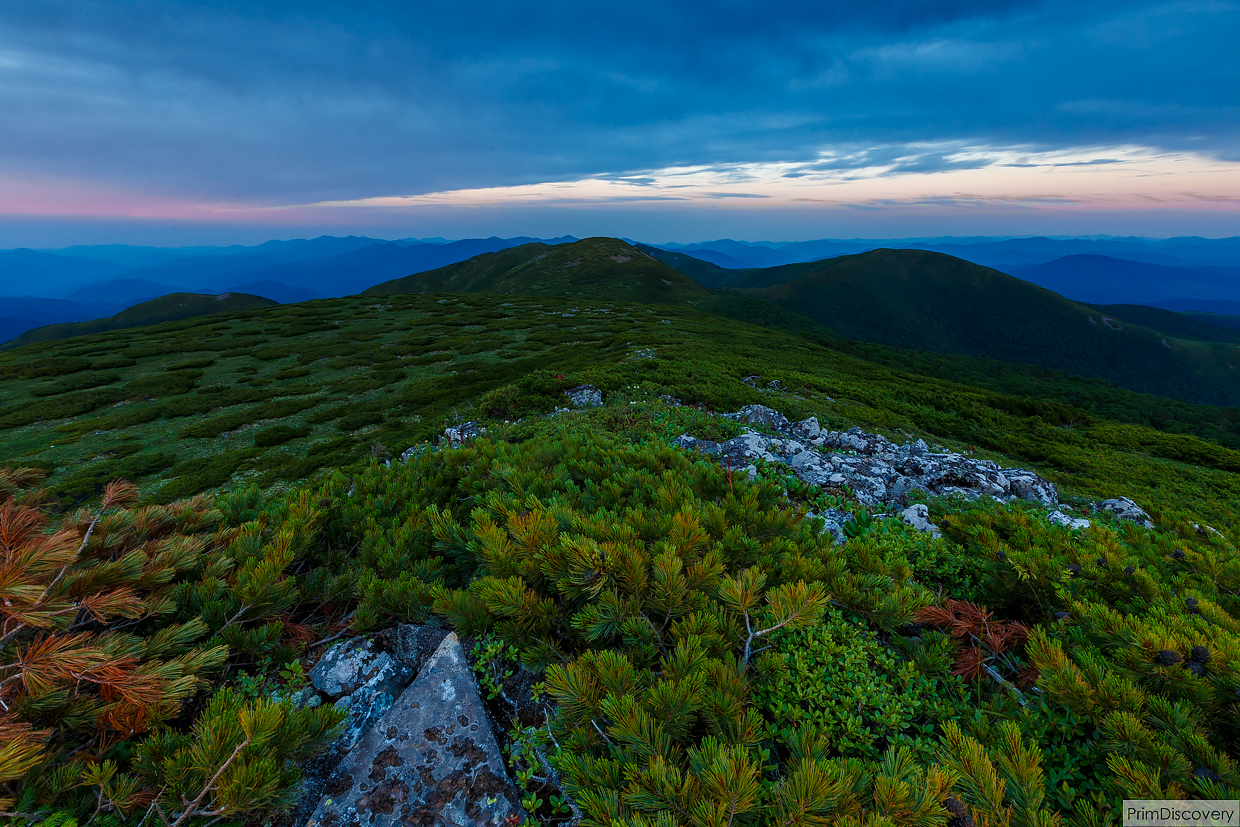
[5,232,1240,346]
[649,236,1240,271]
[0,235,578,342]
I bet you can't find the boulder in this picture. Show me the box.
[307,633,524,827]
[1099,497,1154,529]
[386,624,450,673]
[311,639,412,701]
[790,417,822,441]
[442,422,481,446]
[900,504,942,538]
[809,507,855,545]
[1048,511,1091,530]
[564,385,603,408]
[672,434,721,456]
[718,432,781,466]
[335,679,408,752]
[725,404,791,431]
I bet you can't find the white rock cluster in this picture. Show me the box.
[680,404,1059,509]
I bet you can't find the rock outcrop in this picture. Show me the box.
[1099,497,1154,529]
[1048,510,1091,530]
[287,626,451,827]
[442,422,482,446]
[307,633,524,827]
[678,405,1059,510]
[310,638,417,752]
[564,384,603,408]
[900,503,942,538]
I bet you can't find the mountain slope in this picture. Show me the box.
[5,292,277,349]
[371,239,1240,406]
[0,297,127,345]
[1012,254,1240,304]
[742,248,1240,405]
[0,248,132,296]
[66,278,187,305]
[366,237,713,304]
[1087,304,1240,342]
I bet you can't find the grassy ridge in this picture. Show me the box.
[4,291,277,349]
[643,243,1240,405]
[366,236,713,304]
[1,292,1240,531]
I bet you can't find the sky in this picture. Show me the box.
[1,0,1238,246]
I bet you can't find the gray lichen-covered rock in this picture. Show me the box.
[307,633,524,827]
[1048,511,1091,530]
[564,384,603,408]
[387,624,450,674]
[442,421,482,446]
[724,404,791,431]
[790,417,822,441]
[673,434,721,455]
[311,639,411,701]
[679,412,1060,510]
[1099,497,1154,529]
[900,504,942,538]
[288,628,444,827]
[335,678,408,752]
[808,507,855,545]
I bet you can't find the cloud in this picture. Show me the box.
[0,0,1236,232]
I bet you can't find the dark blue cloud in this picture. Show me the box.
[0,0,1236,202]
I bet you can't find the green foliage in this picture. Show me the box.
[755,609,968,765]
[472,635,520,701]
[0,470,341,821]
[29,371,120,397]
[3,256,1240,825]
[124,369,202,398]
[254,423,313,447]
[130,689,343,821]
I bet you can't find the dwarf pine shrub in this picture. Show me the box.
[0,469,343,819]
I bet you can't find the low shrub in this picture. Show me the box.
[336,410,384,431]
[755,609,968,765]
[0,388,127,428]
[157,449,259,500]
[254,423,312,447]
[125,369,203,398]
[0,470,344,817]
[29,371,120,397]
[52,449,178,502]
[168,357,216,370]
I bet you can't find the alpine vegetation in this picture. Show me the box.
[0,242,1237,827]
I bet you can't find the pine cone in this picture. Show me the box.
[943,797,976,827]
[1066,564,1082,577]
[1156,649,1183,666]
[1124,565,1136,575]
[1054,611,1071,621]
[1185,661,1207,678]
[1095,558,1108,568]
[1172,549,1187,561]
[995,551,1007,562]
[1190,645,1210,664]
